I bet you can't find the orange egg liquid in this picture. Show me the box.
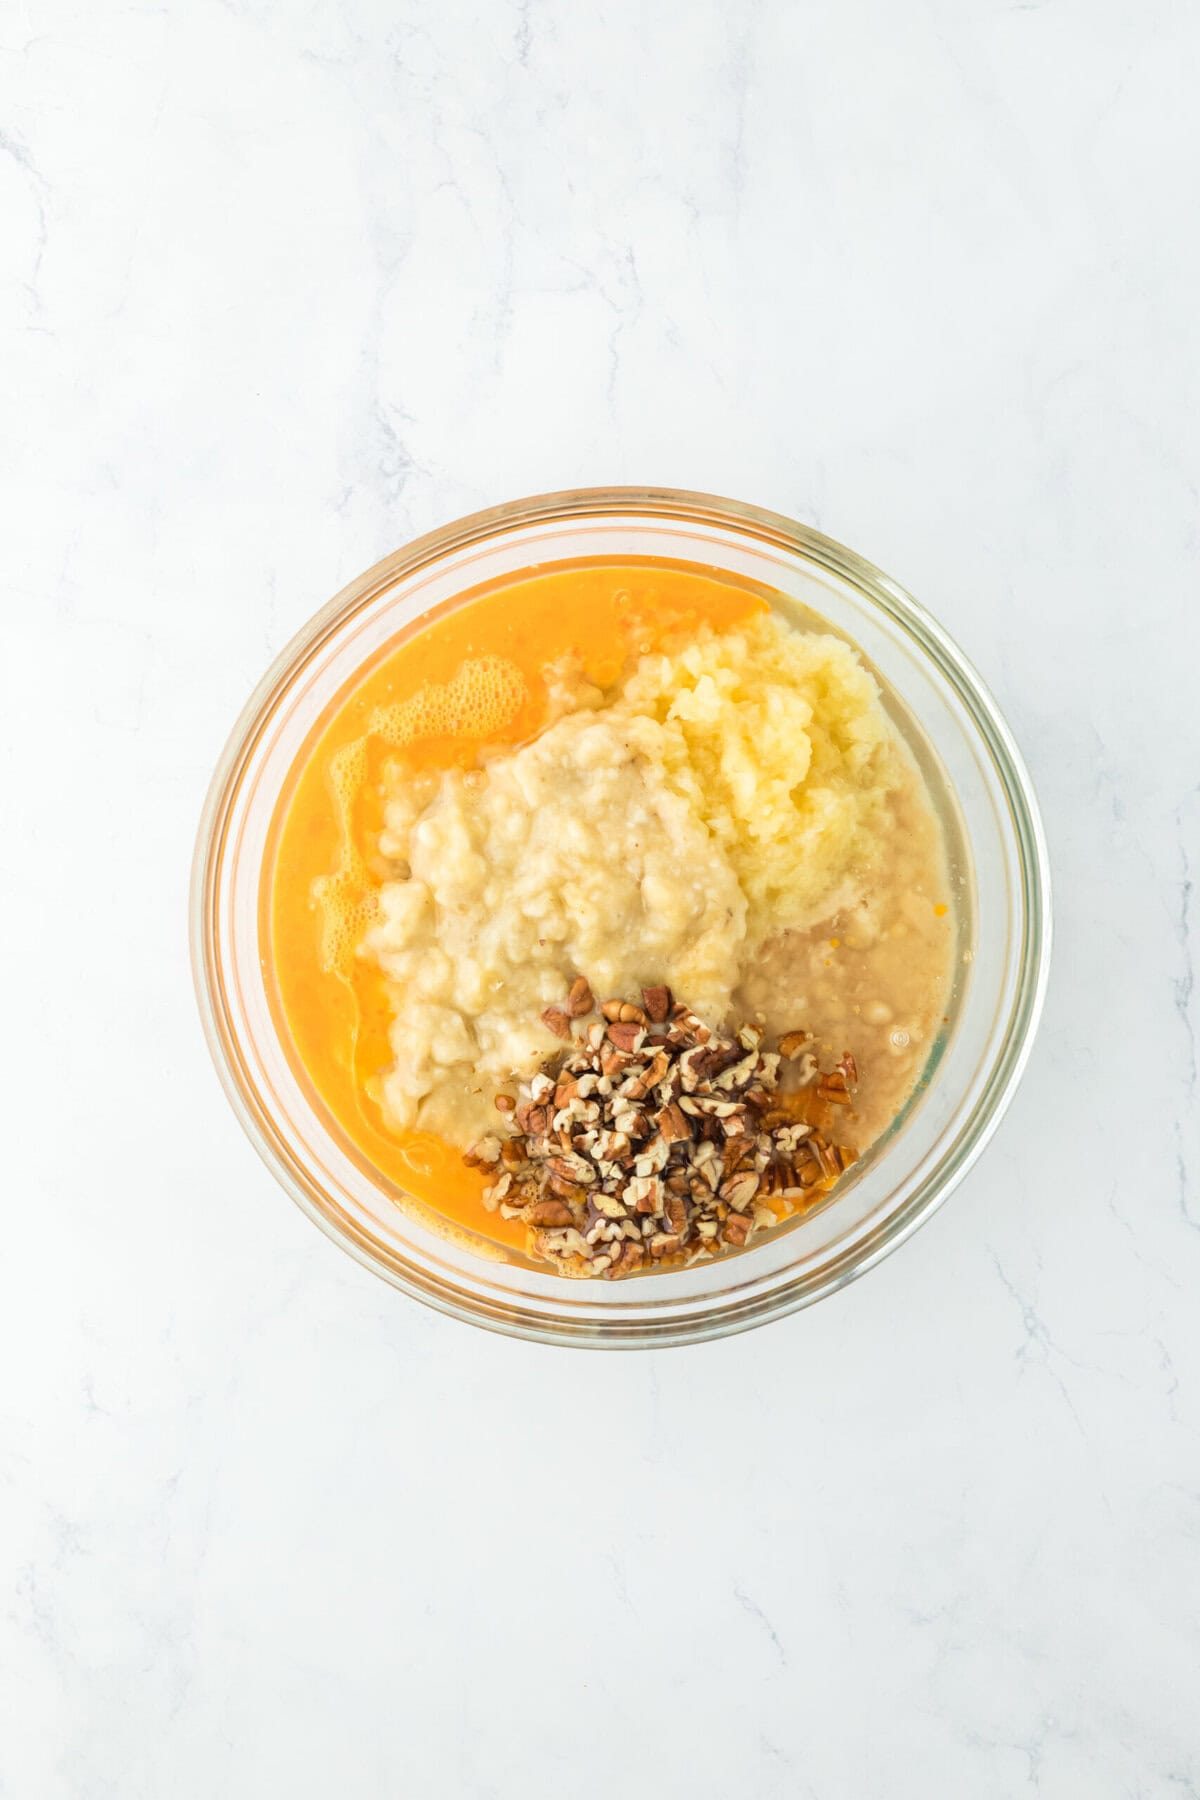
[262,558,766,1251]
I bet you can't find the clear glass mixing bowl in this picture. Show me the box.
[191,488,1051,1347]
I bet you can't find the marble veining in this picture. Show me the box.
[2,1,1198,1795]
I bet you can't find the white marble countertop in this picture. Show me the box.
[4,3,1197,1794]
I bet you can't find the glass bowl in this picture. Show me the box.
[190,488,1050,1347]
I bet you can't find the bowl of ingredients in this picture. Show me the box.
[192,488,1050,1346]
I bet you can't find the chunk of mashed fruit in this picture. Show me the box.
[365,614,900,1140]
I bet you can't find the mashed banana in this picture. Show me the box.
[365,615,902,1138]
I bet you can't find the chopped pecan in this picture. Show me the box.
[720,1171,761,1210]
[664,1194,688,1235]
[656,1101,693,1144]
[526,1199,575,1227]
[547,1152,595,1186]
[554,1074,580,1109]
[566,975,594,1017]
[474,986,859,1280]
[722,1138,757,1174]
[641,984,672,1022]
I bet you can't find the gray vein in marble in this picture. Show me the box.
[1085,4,1171,137]
[0,125,48,317]
[467,125,517,374]
[759,1736,817,1797]
[733,1582,787,1667]
[965,1714,1063,1792]
[600,1551,633,1612]
[991,1253,1088,1436]
[373,396,427,511]
[1174,801,1196,1098]
[724,3,760,217]
[1176,1125,1198,1237]
[513,0,534,67]
[1106,1183,1183,1294]
[605,245,641,413]
[1150,1335,1185,1427]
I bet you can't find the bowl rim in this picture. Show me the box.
[190,486,1053,1347]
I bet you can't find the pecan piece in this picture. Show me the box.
[610,1241,645,1278]
[778,1029,812,1060]
[663,1194,688,1235]
[657,1101,693,1145]
[547,1152,595,1186]
[722,1212,752,1246]
[526,1199,575,1227]
[566,976,594,1017]
[720,1171,761,1210]
[606,1020,646,1053]
[641,984,672,1023]
[540,1006,572,1040]
[721,1139,757,1175]
[813,1135,843,1179]
[554,1073,580,1109]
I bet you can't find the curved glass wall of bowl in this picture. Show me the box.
[192,490,1050,1347]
